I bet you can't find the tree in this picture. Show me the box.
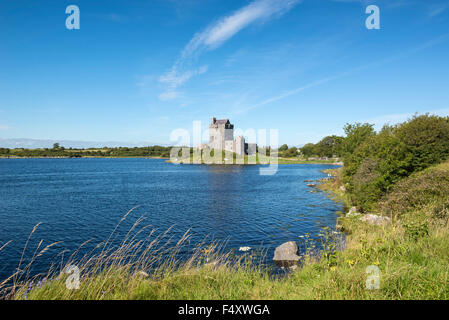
[395,114,449,171]
[53,143,60,149]
[300,143,316,157]
[279,144,288,152]
[285,147,298,157]
[341,123,375,159]
[314,135,344,157]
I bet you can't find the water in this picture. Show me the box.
[0,158,342,281]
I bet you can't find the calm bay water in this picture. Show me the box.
[0,158,342,280]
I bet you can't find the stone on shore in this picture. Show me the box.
[346,207,361,217]
[360,214,391,226]
[273,241,300,267]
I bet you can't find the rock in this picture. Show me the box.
[307,184,316,187]
[136,271,149,278]
[336,224,345,232]
[346,207,361,217]
[360,214,391,226]
[339,185,346,192]
[273,241,300,267]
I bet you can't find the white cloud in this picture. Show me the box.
[158,90,180,101]
[159,65,208,88]
[183,0,301,56]
[158,0,301,101]
[0,125,10,131]
[158,65,208,101]
[428,3,449,17]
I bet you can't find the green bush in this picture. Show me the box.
[342,115,449,211]
[381,161,449,217]
[395,114,449,171]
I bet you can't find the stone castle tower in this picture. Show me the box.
[208,117,252,156]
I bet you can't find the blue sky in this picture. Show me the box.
[1,0,449,147]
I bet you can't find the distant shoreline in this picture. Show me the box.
[0,155,343,165]
[0,156,169,159]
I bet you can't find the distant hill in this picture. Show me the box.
[0,138,169,149]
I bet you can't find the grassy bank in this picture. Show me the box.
[167,153,340,165]
[2,160,448,300]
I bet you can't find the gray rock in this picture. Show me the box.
[339,185,346,192]
[360,214,391,226]
[346,207,361,217]
[273,241,300,267]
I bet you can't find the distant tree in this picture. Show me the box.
[300,143,316,157]
[314,135,345,157]
[279,144,289,152]
[53,143,60,150]
[281,147,298,158]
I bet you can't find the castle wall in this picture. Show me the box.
[209,118,254,156]
[224,140,234,153]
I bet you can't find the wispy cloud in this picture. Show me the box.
[428,3,449,17]
[182,0,300,56]
[158,65,208,101]
[0,125,10,131]
[237,32,449,114]
[158,0,301,101]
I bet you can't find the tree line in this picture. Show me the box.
[0,145,172,158]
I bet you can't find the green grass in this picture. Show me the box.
[166,153,340,165]
[2,162,448,300]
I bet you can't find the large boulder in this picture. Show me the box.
[360,214,391,226]
[273,241,300,267]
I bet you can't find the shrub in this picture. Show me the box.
[381,161,449,217]
[395,114,449,172]
[342,115,449,211]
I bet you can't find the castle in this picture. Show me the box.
[207,117,256,156]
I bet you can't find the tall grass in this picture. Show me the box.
[0,207,269,300]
